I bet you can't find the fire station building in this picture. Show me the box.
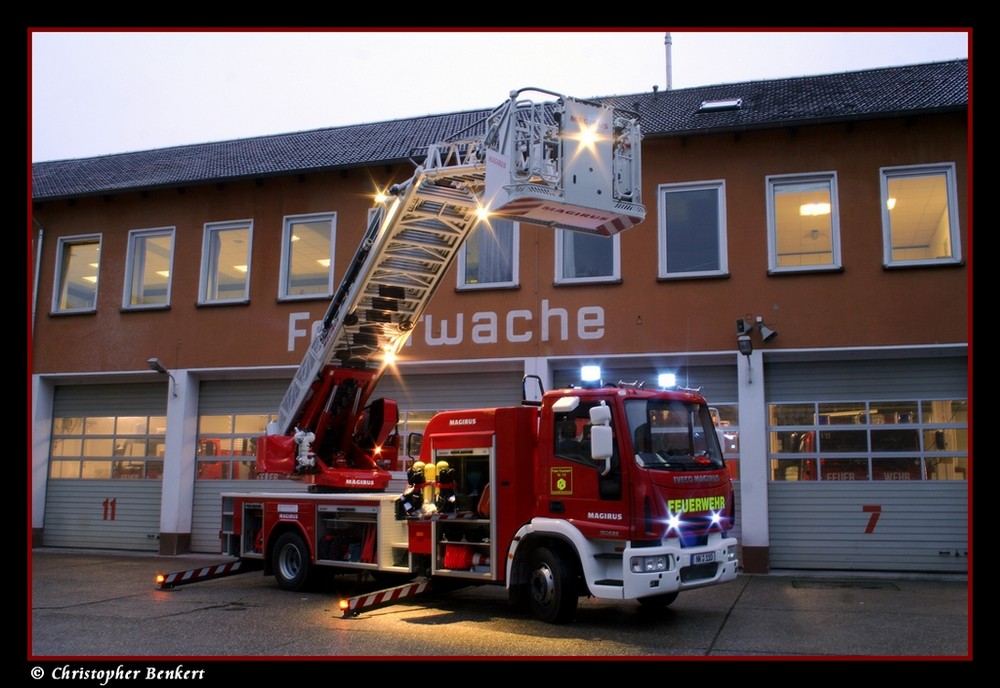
[30,60,969,575]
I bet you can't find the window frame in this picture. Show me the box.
[52,233,102,314]
[49,413,167,480]
[278,212,336,300]
[457,218,520,290]
[196,411,277,481]
[198,219,254,305]
[122,226,175,310]
[657,179,729,279]
[554,230,621,285]
[766,171,842,274]
[766,398,967,482]
[880,162,962,268]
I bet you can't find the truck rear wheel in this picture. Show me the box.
[272,532,313,591]
[527,546,578,624]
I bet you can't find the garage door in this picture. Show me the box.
[191,378,307,553]
[45,382,167,551]
[765,355,968,573]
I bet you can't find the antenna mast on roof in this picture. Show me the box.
[664,32,673,91]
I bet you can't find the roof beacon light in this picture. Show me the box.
[658,373,676,389]
[581,366,602,388]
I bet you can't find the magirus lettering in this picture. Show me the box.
[587,512,623,520]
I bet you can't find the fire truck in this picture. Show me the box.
[157,88,739,624]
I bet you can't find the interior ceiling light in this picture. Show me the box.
[799,203,831,216]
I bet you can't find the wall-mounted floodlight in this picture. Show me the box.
[735,314,779,384]
[147,357,178,397]
[737,335,753,357]
[736,335,753,384]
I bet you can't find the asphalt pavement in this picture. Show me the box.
[27,547,972,672]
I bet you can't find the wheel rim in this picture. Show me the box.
[530,563,555,606]
[278,543,301,580]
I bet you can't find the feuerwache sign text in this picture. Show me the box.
[286,299,605,351]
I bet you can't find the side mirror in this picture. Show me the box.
[589,425,613,476]
[406,433,423,459]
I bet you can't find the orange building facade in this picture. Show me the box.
[30,65,969,574]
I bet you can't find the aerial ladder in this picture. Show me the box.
[255,87,645,493]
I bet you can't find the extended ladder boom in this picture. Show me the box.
[262,89,645,486]
[271,136,493,437]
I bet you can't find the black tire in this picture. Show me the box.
[508,583,529,610]
[272,531,313,591]
[526,546,578,624]
[637,591,679,608]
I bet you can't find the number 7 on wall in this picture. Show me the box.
[863,505,881,534]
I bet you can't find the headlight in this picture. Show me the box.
[630,554,670,573]
[726,545,738,562]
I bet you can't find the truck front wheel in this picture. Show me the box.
[527,546,578,624]
[272,532,313,591]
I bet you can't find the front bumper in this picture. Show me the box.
[620,532,739,600]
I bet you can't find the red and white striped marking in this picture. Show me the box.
[156,560,250,589]
[341,579,431,617]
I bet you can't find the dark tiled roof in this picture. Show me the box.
[32,60,967,202]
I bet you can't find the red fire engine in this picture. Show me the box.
[156,89,739,624]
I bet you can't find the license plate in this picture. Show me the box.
[692,552,716,565]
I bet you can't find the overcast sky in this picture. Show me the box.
[29,29,970,163]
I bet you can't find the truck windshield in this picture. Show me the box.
[624,399,725,471]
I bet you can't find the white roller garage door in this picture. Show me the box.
[764,355,968,573]
[45,382,168,551]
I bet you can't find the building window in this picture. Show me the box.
[767,399,967,482]
[49,414,166,480]
[199,220,253,304]
[123,227,174,309]
[279,213,335,299]
[458,218,518,289]
[555,230,620,284]
[52,234,101,313]
[880,163,962,267]
[196,412,276,480]
[658,181,728,278]
[766,172,841,273]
